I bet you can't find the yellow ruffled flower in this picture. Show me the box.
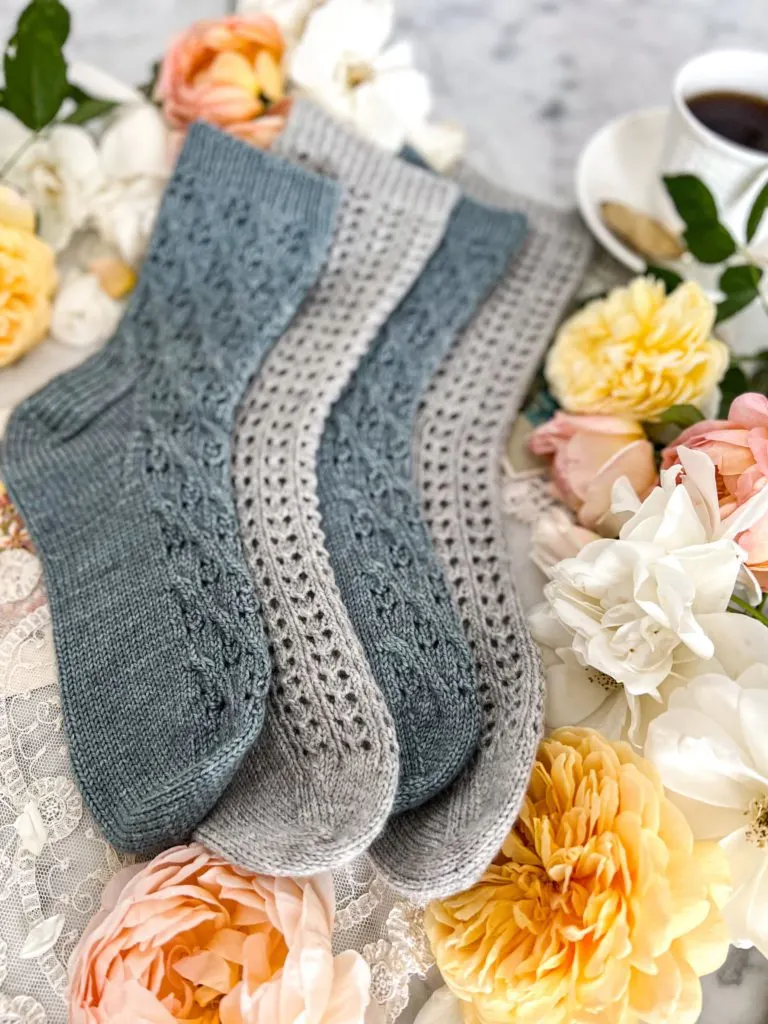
[425,728,731,1024]
[0,191,57,369]
[545,278,728,419]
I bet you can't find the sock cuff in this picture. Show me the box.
[275,100,458,218]
[448,196,528,256]
[180,121,339,233]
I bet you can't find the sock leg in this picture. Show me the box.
[196,103,458,874]
[317,196,527,812]
[2,126,339,852]
[372,173,592,897]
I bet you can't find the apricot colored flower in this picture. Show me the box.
[69,843,370,1024]
[662,392,768,587]
[425,728,731,1024]
[156,15,290,147]
[529,412,657,535]
[545,278,728,420]
[0,482,32,552]
[0,220,57,369]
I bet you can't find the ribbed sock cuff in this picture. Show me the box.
[449,195,528,252]
[275,99,458,218]
[181,121,339,235]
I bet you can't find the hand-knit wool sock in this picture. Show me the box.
[1,124,339,853]
[195,102,459,874]
[371,167,593,898]
[316,194,527,813]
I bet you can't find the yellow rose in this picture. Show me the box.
[425,728,731,1024]
[0,219,57,368]
[545,277,728,420]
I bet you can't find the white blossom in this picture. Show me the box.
[50,271,123,350]
[0,111,103,252]
[534,447,768,738]
[289,0,432,152]
[645,613,768,956]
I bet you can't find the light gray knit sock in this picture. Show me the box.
[195,102,459,874]
[370,168,593,898]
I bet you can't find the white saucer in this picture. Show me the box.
[576,106,671,272]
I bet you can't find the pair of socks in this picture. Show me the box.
[2,124,339,850]
[370,166,593,898]
[195,104,461,872]
[198,103,527,873]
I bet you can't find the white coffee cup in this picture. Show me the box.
[658,49,768,242]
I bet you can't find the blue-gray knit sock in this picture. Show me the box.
[1,124,339,853]
[316,197,527,812]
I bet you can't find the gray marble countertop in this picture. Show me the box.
[1,0,768,1019]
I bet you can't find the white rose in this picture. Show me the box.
[50,272,122,350]
[535,446,768,739]
[0,111,103,252]
[289,0,432,151]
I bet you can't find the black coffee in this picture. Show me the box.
[687,90,768,153]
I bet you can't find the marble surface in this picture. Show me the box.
[2,0,768,1019]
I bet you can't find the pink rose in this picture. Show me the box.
[156,16,291,148]
[69,843,370,1024]
[662,392,768,586]
[528,412,658,535]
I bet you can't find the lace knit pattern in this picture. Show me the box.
[196,104,459,875]
[317,197,527,813]
[371,167,593,898]
[2,125,339,852]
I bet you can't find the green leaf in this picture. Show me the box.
[3,30,68,130]
[62,94,118,125]
[138,59,162,101]
[683,222,737,264]
[13,0,70,47]
[750,365,768,397]
[747,181,768,242]
[646,264,684,293]
[720,264,763,293]
[716,263,763,322]
[719,364,749,417]
[658,404,706,428]
[717,292,760,322]
[663,174,719,227]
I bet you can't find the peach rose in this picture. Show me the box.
[69,843,370,1024]
[156,15,290,148]
[661,393,768,586]
[529,412,658,535]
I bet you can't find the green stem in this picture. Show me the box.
[730,594,768,626]
[0,131,38,181]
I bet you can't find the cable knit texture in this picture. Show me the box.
[371,165,593,898]
[316,196,527,813]
[1,124,339,853]
[196,102,459,874]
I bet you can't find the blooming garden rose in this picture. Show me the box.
[529,411,657,534]
[0,218,57,369]
[425,728,731,1024]
[69,843,370,1024]
[156,15,290,147]
[662,393,768,587]
[545,278,728,420]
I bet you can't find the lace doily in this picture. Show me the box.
[333,856,436,1024]
[0,496,129,1024]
